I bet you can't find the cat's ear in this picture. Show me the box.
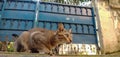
[58,23,64,31]
[68,29,72,33]
[54,31,57,35]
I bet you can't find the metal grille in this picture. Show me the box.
[0,0,98,55]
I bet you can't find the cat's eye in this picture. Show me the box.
[65,34,69,37]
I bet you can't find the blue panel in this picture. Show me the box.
[0,1,97,47]
[38,22,44,28]
[0,19,33,29]
[3,10,34,20]
[39,13,93,24]
[64,24,70,30]
[0,30,23,41]
[5,2,36,11]
[73,34,97,44]
[38,2,97,45]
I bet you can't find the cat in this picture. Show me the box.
[14,23,72,55]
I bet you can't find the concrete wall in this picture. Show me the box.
[96,0,120,54]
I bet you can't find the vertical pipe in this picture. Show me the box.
[1,0,6,16]
[92,0,104,54]
[34,0,40,28]
[0,0,6,28]
[91,7,101,55]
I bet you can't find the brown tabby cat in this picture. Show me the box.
[14,23,72,55]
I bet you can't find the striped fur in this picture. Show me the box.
[14,23,72,55]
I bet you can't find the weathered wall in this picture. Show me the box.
[96,0,120,54]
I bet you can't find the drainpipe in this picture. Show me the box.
[34,0,40,28]
[92,0,104,54]
[0,0,7,24]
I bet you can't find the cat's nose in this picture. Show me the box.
[70,39,72,42]
[67,39,72,44]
